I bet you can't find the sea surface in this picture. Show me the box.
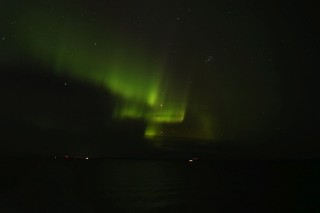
[1,158,320,212]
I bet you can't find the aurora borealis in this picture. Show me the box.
[14,2,192,139]
[0,0,318,157]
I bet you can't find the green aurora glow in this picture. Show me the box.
[1,0,303,146]
[15,10,195,139]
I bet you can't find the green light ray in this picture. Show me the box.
[15,10,191,139]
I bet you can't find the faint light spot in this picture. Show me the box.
[64,82,67,86]
[160,104,163,107]
[176,17,181,21]
[188,159,194,163]
[205,55,214,63]
[94,42,97,46]
[85,157,89,160]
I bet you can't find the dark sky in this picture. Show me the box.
[0,1,318,158]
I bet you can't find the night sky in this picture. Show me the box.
[0,1,318,158]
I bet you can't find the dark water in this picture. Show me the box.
[1,158,320,212]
